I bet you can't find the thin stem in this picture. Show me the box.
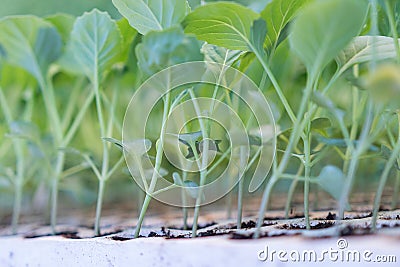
[182,170,188,230]
[0,88,25,234]
[11,181,22,234]
[188,88,209,238]
[61,163,90,179]
[372,135,400,230]
[343,69,360,173]
[134,89,171,238]
[391,172,400,210]
[61,78,85,134]
[92,75,109,235]
[62,90,95,147]
[50,152,65,234]
[384,0,400,64]
[236,146,246,229]
[284,165,305,219]
[254,74,315,238]
[252,48,296,124]
[303,128,312,230]
[94,179,106,236]
[338,100,374,219]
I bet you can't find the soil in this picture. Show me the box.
[1,193,399,266]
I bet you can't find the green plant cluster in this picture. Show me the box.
[0,0,399,238]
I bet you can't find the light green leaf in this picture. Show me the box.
[117,18,138,63]
[0,16,62,81]
[172,172,183,186]
[8,121,40,142]
[336,36,400,76]
[67,9,122,83]
[261,0,310,51]
[124,139,152,156]
[183,2,259,51]
[112,0,190,35]
[103,137,123,151]
[317,165,350,209]
[201,43,243,67]
[136,27,202,78]
[45,13,75,44]
[289,0,369,78]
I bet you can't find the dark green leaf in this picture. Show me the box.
[249,18,267,52]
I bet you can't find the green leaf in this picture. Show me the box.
[312,91,345,120]
[183,2,259,51]
[67,9,122,83]
[176,130,203,146]
[187,0,201,9]
[249,18,267,52]
[317,136,380,152]
[124,139,152,156]
[0,16,62,81]
[183,180,203,199]
[378,0,400,36]
[317,165,350,209]
[336,36,400,76]
[112,0,190,35]
[289,0,369,78]
[103,137,123,151]
[117,18,138,63]
[136,27,203,78]
[8,121,40,142]
[201,43,243,67]
[45,13,75,44]
[311,118,332,130]
[172,172,183,186]
[261,0,310,51]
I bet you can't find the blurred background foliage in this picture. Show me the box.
[0,0,120,18]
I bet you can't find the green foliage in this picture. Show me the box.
[183,2,259,51]
[136,27,202,78]
[261,0,310,52]
[65,9,122,83]
[112,0,190,35]
[0,16,62,81]
[317,165,350,209]
[289,0,369,78]
[336,36,400,75]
